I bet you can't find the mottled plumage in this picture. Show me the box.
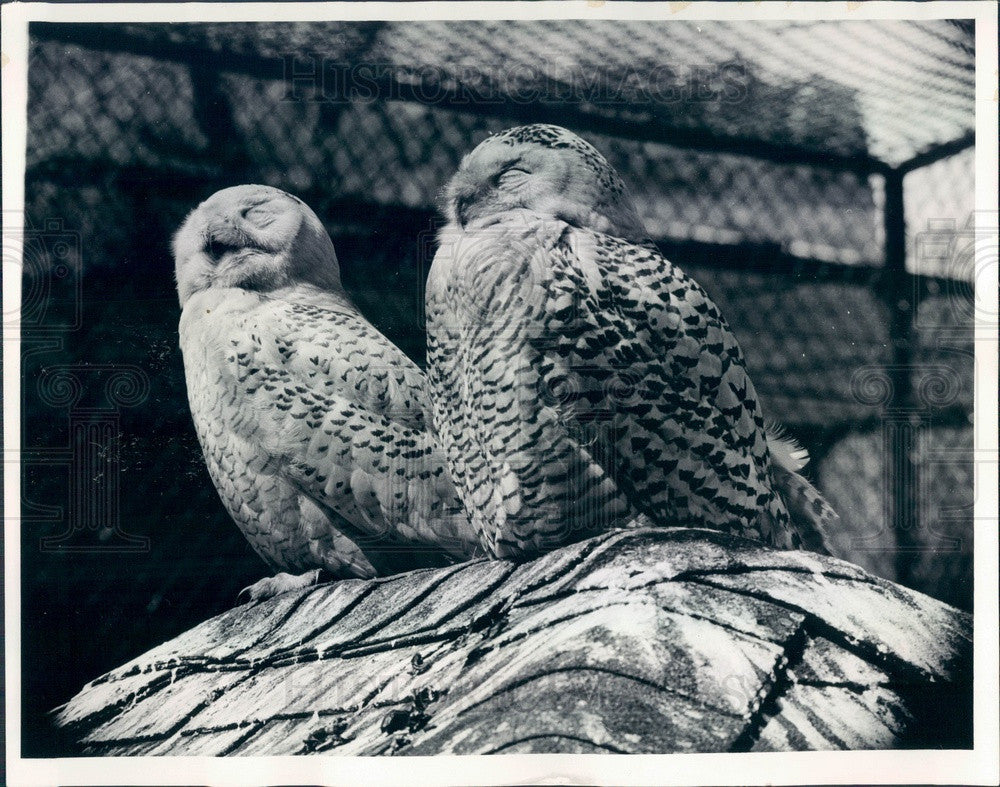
[175,185,479,599]
[427,124,837,559]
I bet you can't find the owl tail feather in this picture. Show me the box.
[765,423,839,555]
[764,420,810,472]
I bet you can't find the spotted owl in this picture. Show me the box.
[174,185,479,600]
[426,124,838,559]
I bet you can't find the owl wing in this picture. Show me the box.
[222,292,476,565]
[427,218,791,559]
[565,227,790,543]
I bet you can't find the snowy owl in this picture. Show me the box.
[174,184,479,600]
[426,124,837,559]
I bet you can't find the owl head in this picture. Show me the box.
[173,184,342,306]
[442,124,648,243]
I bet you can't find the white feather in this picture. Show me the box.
[765,420,810,472]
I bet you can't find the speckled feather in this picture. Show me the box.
[428,125,836,558]
[176,186,479,584]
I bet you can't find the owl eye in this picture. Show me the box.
[496,167,530,186]
[243,204,275,226]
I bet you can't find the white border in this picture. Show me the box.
[3,2,998,785]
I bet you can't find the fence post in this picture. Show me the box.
[883,169,920,586]
[189,63,251,179]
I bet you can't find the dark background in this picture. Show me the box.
[18,20,976,756]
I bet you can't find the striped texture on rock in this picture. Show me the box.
[52,528,972,755]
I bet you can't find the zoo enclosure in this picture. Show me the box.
[23,19,977,607]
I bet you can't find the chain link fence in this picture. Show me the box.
[17,20,978,755]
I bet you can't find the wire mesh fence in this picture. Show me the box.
[17,19,977,755]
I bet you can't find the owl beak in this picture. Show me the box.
[206,237,244,262]
[454,192,475,228]
[454,178,494,229]
[203,221,265,265]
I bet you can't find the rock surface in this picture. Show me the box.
[52,528,972,755]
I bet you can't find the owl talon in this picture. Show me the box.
[237,569,324,604]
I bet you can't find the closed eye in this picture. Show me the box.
[243,204,276,226]
[496,167,530,185]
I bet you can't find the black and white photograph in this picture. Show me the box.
[3,2,998,784]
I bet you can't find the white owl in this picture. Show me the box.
[426,124,837,559]
[174,185,479,600]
